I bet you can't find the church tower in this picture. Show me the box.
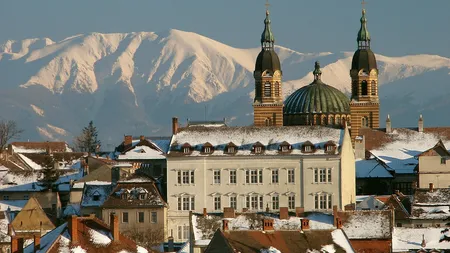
[253,8,283,127]
[349,7,379,140]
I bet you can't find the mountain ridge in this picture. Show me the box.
[0,29,449,147]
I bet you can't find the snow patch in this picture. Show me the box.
[260,246,281,253]
[30,104,44,116]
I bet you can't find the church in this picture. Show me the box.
[253,7,379,142]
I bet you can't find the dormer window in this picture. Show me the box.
[183,147,190,154]
[255,147,262,153]
[301,141,315,153]
[204,147,211,153]
[224,142,238,154]
[279,141,291,153]
[227,147,235,153]
[93,192,100,201]
[202,142,214,154]
[326,146,333,151]
[252,142,265,154]
[305,146,312,152]
[121,193,128,200]
[182,143,192,154]
[139,193,146,200]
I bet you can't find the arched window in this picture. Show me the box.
[265,118,272,126]
[274,82,280,97]
[336,116,341,125]
[371,81,376,96]
[329,116,335,125]
[316,115,321,125]
[264,82,271,97]
[361,116,369,128]
[322,116,327,125]
[352,81,358,97]
[361,81,368,96]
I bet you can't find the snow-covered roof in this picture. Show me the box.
[412,188,450,219]
[81,183,113,207]
[0,172,44,192]
[356,196,386,210]
[118,145,165,160]
[192,212,335,246]
[0,200,28,211]
[338,210,392,239]
[356,156,394,178]
[362,128,450,174]
[102,180,165,208]
[63,203,80,217]
[169,126,343,157]
[392,227,450,252]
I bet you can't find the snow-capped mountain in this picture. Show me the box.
[1,29,449,148]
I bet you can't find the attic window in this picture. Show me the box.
[139,193,146,200]
[304,146,312,152]
[255,147,262,153]
[326,145,335,152]
[93,195,100,201]
[227,147,235,153]
[183,147,190,154]
[121,193,128,200]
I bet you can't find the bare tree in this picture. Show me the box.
[0,120,24,152]
[123,226,164,249]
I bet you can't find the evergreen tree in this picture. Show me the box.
[74,121,101,153]
[38,155,60,189]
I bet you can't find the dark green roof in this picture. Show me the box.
[357,9,371,42]
[255,50,281,73]
[351,49,377,71]
[284,62,350,114]
[261,10,275,44]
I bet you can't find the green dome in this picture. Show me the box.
[284,62,350,115]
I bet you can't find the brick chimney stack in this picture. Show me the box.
[222,220,229,231]
[172,117,179,135]
[429,183,434,193]
[279,207,289,220]
[203,208,207,217]
[11,237,18,253]
[295,207,304,217]
[69,215,78,244]
[139,135,145,141]
[223,207,235,219]
[34,233,41,252]
[262,219,274,231]
[110,213,119,242]
[124,135,133,147]
[335,217,343,229]
[301,218,310,231]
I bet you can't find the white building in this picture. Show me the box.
[166,120,355,242]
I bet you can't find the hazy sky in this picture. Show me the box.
[1,0,449,57]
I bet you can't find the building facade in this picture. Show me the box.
[166,123,355,242]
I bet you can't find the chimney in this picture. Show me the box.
[222,219,229,231]
[421,234,426,248]
[69,215,78,244]
[279,207,289,220]
[333,205,338,220]
[354,135,366,160]
[301,218,310,231]
[139,135,145,141]
[386,114,392,134]
[124,135,133,146]
[262,219,274,231]
[110,213,119,242]
[34,233,41,252]
[418,115,424,133]
[335,217,343,229]
[172,117,179,135]
[203,208,207,217]
[429,183,434,193]
[223,207,235,219]
[11,236,18,253]
[295,207,304,217]
[168,234,175,252]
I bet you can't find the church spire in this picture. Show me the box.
[261,2,275,50]
[313,61,322,81]
[357,4,371,49]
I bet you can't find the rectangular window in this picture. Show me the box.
[23,195,29,200]
[319,169,326,183]
[288,169,295,183]
[314,169,318,183]
[246,169,263,184]
[183,147,190,154]
[272,169,279,183]
[315,194,332,210]
[178,226,182,240]
[272,195,279,210]
[204,147,211,153]
[227,147,235,153]
[281,146,289,152]
[264,82,271,97]
[304,146,312,152]
[138,212,144,223]
[151,212,157,223]
[122,212,129,223]
[255,146,262,153]
[326,145,333,151]
[288,195,295,209]
[183,225,190,240]
[230,196,237,210]
[178,196,195,211]
[327,168,332,183]
[214,196,221,211]
[178,170,195,185]
[251,196,258,210]
[251,170,257,183]
[246,196,250,209]
[229,170,237,184]
[328,195,332,209]
[213,170,221,184]
[259,196,263,210]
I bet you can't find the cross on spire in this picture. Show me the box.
[361,0,367,9]
[265,0,270,12]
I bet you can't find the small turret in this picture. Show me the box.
[357,9,371,49]
[386,115,392,134]
[418,114,424,133]
[313,61,322,81]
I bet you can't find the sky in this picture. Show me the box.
[1,0,449,57]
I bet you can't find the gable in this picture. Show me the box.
[11,197,55,233]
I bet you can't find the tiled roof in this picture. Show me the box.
[393,227,450,251]
[81,184,113,207]
[102,177,166,208]
[169,125,343,157]
[337,210,392,239]
[207,229,353,253]
[115,137,171,154]
[412,188,450,220]
[10,197,55,235]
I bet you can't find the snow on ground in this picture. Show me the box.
[331,230,355,253]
